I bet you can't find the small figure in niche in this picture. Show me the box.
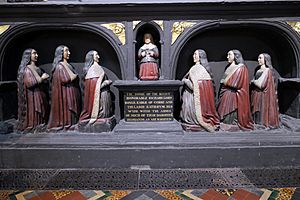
[48,45,81,131]
[217,49,253,131]
[138,33,159,80]
[180,49,219,132]
[251,53,280,129]
[79,50,114,127]
[17,48,49,132]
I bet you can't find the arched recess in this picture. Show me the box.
[172,20,300,117]
[0,23,126,121]
[134,22,163,79]
[0,23,125,81]
[173,20,300,81]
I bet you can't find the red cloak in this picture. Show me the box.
[48,63,81,130]
[218,64,253,130]
[19,67,48,131]
[251,69,280,128]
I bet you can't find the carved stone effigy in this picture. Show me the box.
[217,50,254,131]
[47,45,82,131]
[138,33,159,80]
[250,53,280,129]
[0,0,300,189]
[180,49,219,132]
[17,48,49,133]
[78,50,116,132]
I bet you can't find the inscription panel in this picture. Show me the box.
[124,92,173,121]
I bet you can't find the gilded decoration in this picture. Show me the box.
[101,23,126,45]
[154,20,164,30]
[133,21,141,30]
[287,21,300,34]
[172,21,196,44]
[0,25,10,35]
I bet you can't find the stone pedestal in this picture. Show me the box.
[113,80,183,134]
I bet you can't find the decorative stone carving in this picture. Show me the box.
[287,21,300,34]
[101,23,126,45]
[171,21,196,44]
[0,25,10,35]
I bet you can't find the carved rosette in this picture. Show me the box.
[101,23,126,45]
[287,21,300,34]
[0,25,10,36]
[172,21,196,44]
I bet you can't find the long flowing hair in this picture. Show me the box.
[52,45,65,73]
[197,49,212,77]
[17,48,33,130]
[231,49,245,64]
[261,53,279,88]
[262,53,273,69]
[197,49,217,100]
[83,50,96,77]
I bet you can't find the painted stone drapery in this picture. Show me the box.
[17,49,49,132]
[48,45,81,131]
[180,49,219,132]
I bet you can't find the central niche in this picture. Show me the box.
[135,23,161,80]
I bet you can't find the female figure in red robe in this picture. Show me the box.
[138,33,159,80]
[79,50,113,125]
[48,45,81,131]
[217,50,253,131]
[251,53,280,129]
[180,49,219,132]
[17,48,49,132]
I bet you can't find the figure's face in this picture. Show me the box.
[31,49,38,62]
[144,37,151,44]
[227,51,235,63]
[93,51,100,63]
[63,46,70,60]
[193,50,200,63]
[258,54,265,66]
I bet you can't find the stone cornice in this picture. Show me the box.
[0,1,300,22]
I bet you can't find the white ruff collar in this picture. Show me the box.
[85,63,105,79]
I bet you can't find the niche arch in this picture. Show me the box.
[172,20,300,81]
[0,23,126,81]
[172,20,300,117]
[0,23,126,121]
[134,22,163,79]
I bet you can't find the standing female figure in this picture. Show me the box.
[251,53,280,129]
[48,45,81,130]
[79,50,113,125]
[217,50,253,131]
[138,33,159,80]
[17,48,49,132]
[180,49,219,132]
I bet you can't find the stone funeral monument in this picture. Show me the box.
[0,0,300,190]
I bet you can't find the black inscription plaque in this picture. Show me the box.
[124,92,173,121]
